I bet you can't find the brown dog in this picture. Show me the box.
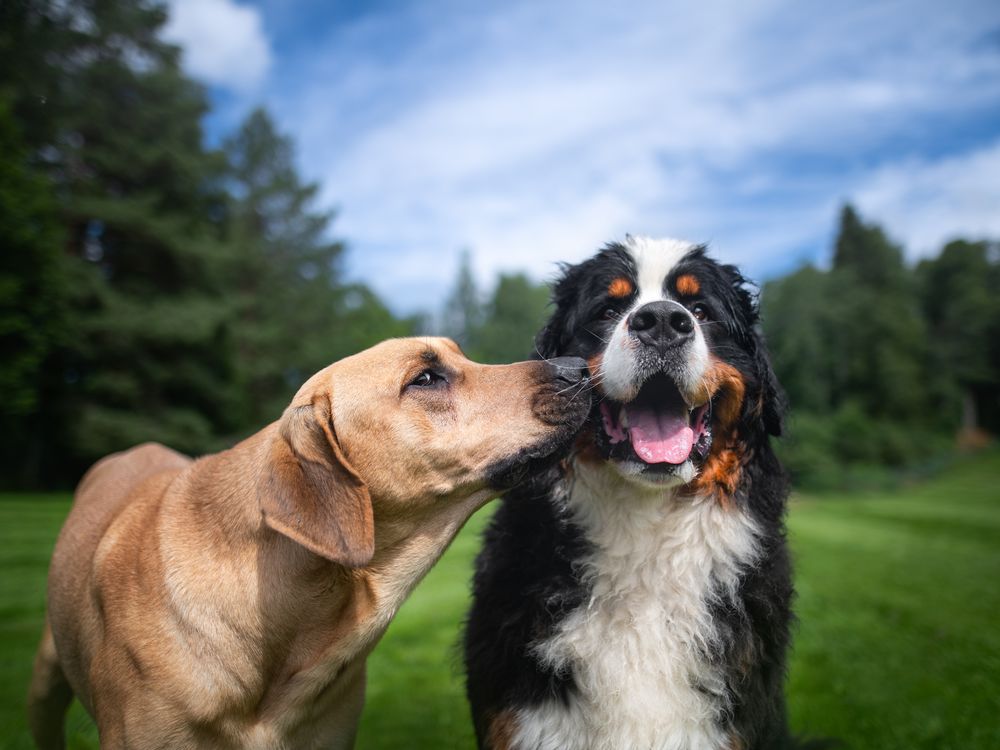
[27,337,589,749]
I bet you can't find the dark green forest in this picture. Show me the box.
[764,209,1000,488]
[2,0,997,490]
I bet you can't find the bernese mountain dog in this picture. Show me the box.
[464,236,797,750]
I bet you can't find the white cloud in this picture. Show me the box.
[854,140,1000,259]
[163,0,271,92]
[251,0,1000,309]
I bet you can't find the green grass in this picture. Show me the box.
[786,450,1000,749]
[2,451,998,749]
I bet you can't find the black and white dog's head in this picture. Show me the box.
[537,235,783,490]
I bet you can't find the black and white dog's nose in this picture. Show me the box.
[627,301,694,353]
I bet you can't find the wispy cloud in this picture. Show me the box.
[183,0,1000,309]
[855,138,1000,257]
[164,0,271,93]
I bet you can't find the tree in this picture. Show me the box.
[330,284,418,364]
[63,1,239,469]
[0,0,79,154]
[760,265,837,414]
[441,250,483,349]
[223,108,347,425]
[0,97,67,485]
[833,204,910,287]
[916,240,1000,432]
[765,205,929,424]
[223,108,413,427]
[827,204,928,422]
[763,205,945,483]
[439,260,550,363]
[474,273,551,363]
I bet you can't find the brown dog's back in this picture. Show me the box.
[29,443,191,749]
[74,442,191,516]
[55,442,191,594]
[48,445,190,704]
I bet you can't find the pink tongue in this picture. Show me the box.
[626,406,694,464]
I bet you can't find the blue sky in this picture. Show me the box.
[163,0,1000,314]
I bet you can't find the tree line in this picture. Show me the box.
[2,2,996,490]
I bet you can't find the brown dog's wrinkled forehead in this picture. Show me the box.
[339,336,466,378]
[349,336,463,365]
[288,337,467,406]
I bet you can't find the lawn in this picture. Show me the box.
[1,450,998,749]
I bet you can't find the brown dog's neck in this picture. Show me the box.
[364,487,492,596]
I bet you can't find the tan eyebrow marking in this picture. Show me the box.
[607,278,634,298]
[675,274,700,296]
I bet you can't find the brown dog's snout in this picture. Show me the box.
[485,356,591,491]
[545,356,589,388]
[531,356,591,427]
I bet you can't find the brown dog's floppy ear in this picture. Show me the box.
[260,391,374,567]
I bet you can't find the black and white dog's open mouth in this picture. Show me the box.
[597,372,713,468]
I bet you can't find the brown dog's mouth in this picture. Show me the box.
[597,373,712,466]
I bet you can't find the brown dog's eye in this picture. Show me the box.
[691,303,709,321]
[408,369,446,388]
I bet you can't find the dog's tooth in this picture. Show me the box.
[620,407,629,429]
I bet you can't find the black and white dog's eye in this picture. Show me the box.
[602,307,619,320]
[409,370,446,388]
[691,303,709,321]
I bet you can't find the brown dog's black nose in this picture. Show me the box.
[627,301,694,353]
[546,356,588,386]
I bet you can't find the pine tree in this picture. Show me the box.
[442,250,483,349]
[0,97,68,485]
[224,108,343,425]
[761,265,838,414]
[763,205,940,479]
[916,240,1000,433]
[827,204,928,422]
[832,204,909,287]
[474,273,551,363]
[223,108,413,427]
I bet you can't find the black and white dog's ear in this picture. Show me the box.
[721,261,785,437]
[752,327,786,437]
[534,262,578,359]
[718,261,759,342]
[535,308,570,359]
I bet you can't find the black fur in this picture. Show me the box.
[464,242,804,749]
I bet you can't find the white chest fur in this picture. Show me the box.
[513,465,760,750]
